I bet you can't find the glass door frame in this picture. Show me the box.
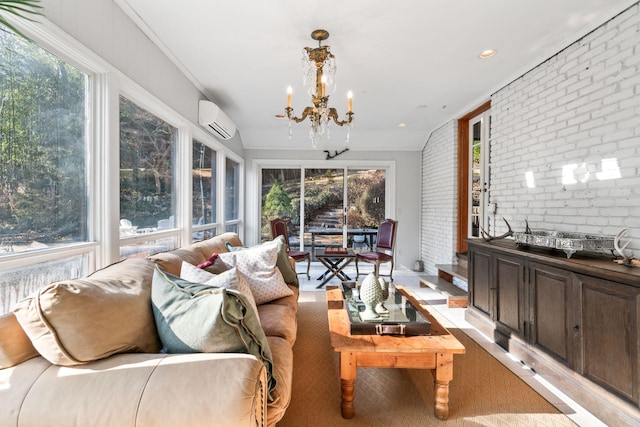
[456,101,491,254]
[468,111,491,238]
[251,159,395,250]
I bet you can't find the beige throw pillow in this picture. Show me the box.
[217,240,293,305]
[0,312,39,368]
[13,258,161,366]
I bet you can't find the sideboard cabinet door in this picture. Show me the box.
[469,246,492,317]
[529,262,580,368]
[577,274,640,406]
[494,253,526,339]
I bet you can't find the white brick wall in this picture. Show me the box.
[420,122,458,275]
[421,3,640,266]
[491,3,640,257]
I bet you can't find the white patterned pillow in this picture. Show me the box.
[217,240,293,305]
[180,262,259,318]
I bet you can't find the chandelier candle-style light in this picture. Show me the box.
[284,29,354,147]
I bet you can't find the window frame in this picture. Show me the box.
[250,159,394,248]
[456,100,491,254]
[0,16,244,301]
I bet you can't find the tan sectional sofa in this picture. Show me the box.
[0,232,298,427]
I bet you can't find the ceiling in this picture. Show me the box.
[118,0,634,151]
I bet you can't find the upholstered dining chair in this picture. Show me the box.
[355,218,398,281]
[270,218,311,280]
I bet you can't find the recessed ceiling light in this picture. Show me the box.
[478,49,497,59]
[398,122,407,128]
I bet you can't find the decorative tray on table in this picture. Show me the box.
[338,282,431,336]
[513,230,615,258]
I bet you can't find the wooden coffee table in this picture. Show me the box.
[326,285,465,420]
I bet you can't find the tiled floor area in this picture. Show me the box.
[297,262,606,427]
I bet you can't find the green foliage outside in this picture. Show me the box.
[0,26,86,242]
[261,168,385,241]
[119,96,175,229]
[263,180,293,219]
[0,24,176,245]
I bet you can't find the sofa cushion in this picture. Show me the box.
[148,247,205,277]
[273,236,300,287]
[1,353,267,427]
[0,356,51,425]
[191,232,242,259]
[179,262,259,321]
[217,240,293,305]
[13,258,161,366]
[265,336,294,426]
[151,267,276,393]
[0,312,39,369]
[269,286,300,312]
[256,304,297,346]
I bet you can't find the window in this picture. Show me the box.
[260,166,388,251]
[261,168,302,242]
[119,95,177,257]
[0,23,245,314]
[0,25,90,311]
[304,168,344,248]
[192,140,217,241]
[224,157,240,232]
[0,26,89,256]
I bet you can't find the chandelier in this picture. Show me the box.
[284,29,354,147]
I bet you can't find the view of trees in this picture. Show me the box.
[0,26,87,247]
[260,168,385,243]
[119,96,176,230]
[0,24,179,250]
[192,140,216,226]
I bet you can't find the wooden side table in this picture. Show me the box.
[315,248,356,288]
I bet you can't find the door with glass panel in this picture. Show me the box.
[303,168,345,252]
[260,167,386,254]
[346,169,386,251]
[261,169,302,246]
[469,112,491,238]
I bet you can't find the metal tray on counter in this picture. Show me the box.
[514,230,615,258]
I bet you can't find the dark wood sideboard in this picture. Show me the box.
[465,239,640,427]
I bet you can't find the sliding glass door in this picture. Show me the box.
[260,168,302,244]
[260,167,386,254]
[303,168,345,250]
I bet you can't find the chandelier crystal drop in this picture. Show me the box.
[283,29,354,147]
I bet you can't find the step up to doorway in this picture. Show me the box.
[435,263,468,283]
[420,276,468,308]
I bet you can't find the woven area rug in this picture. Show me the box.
[277,291,575,427]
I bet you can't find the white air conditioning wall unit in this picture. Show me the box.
[198,100,236,140]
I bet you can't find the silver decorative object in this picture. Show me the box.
[514,230,615,258]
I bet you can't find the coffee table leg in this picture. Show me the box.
[340,352,357,418]
[433,353,453,420]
